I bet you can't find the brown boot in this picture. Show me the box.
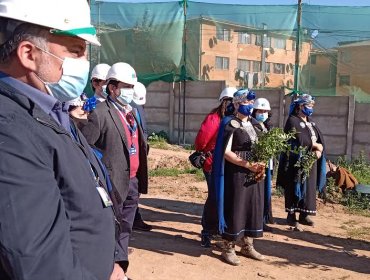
[240,237,265,261]
[221,241,241,266]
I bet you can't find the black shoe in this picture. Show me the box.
[201,232,211,248]
[299,213,315,226]
[263,224,273,232]
[287,213,297,226]
[133,219,153,231]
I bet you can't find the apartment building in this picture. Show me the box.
[187,17,311,92]
[336,40,370,97]
[301,49,337,95]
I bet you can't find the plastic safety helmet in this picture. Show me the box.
[253,98,271,110]
[219,87,237,101]
[233,88,256,103]
[133,82,147,105]
[0,0,100,46]
[106,62,138,86]
[91,64,111,81]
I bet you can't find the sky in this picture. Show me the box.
[99,0,370,6]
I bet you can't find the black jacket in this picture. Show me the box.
[81,100,148,201]
[0,80,117,280]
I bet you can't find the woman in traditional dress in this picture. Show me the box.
[276,94,326,230]
[213,88,266,266]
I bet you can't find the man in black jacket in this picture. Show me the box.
[0,0,125,279]
[81,62,149,275]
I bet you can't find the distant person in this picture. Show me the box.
[276,94,326,230]
[0,0,125,279]
[131,81,152,231]
[252,97,274,232]
[81,62,149,276]
[91,63,111,102]
[213,89,266,266]
[194,86,236,247]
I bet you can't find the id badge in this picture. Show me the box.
[96,186,113,207]
[129,144,137,155]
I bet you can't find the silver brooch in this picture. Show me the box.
[230,120,240,128]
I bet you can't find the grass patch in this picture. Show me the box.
[149,167,205,181]
[341,225,370,239]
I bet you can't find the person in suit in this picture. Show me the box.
[130,82,152,231]
[0,0,126,279]
[81,62,149,276]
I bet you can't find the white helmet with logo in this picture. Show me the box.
[106,62,137,86]
[0,0,100,46]
[219,87,237,101]
[133,82,146,105]
[253,98,271,110]
[91,64,111,81]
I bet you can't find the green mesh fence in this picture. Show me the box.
[89,0,370,102]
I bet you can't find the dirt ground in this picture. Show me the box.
[127,147,370,280]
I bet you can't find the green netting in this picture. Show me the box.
[89,1,370,102]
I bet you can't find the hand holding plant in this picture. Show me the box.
[252,128,295,165]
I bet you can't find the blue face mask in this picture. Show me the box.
[36,47,89,102]
[256,112,268,123]
[238,104,254,116]
[302,106,314,117]
[117,88,134,105]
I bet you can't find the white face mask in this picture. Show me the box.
[35,46,90,102]
[101,85,108,98]
[117,88,134,105]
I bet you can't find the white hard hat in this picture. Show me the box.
[0,0,100,46]
[219,87,237,101]
[106,62,137,86]
[253,98,271,110]
[133,82,146,105]
[91,64,111,80]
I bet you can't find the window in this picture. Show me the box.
[273,63,285,74]
[255,34,262,46]
[341,51,351,63]
[339,75,350,86]
[238,32,251,44]
[215,56,229,70]
[253,61,261,72]
[237,59,251,71]
[310,55,317,65]
[216,28,230,41]
[255,34,270,47]
[265,62,271,73]
[272,37,286,49]
[292,40,296,51]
